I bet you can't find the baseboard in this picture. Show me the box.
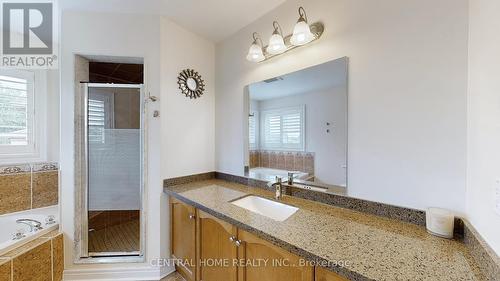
[160,266,176,279]
[64,266,175,281]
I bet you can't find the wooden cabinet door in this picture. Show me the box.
[171,197,196,281]
[237,229,313,281]
[197,210,238,281]
[315,266,350,281]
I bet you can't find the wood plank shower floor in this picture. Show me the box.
[88,218,140,253]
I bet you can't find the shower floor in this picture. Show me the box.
[88,210,140,253]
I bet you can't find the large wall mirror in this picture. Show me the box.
[243,57,348,193]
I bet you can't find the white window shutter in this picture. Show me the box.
[0,69,37,158]
[260,106,304,151]
[249,114,256,149]
[0,75,29,145]
[282,111,302,145]
[88,99,106,143]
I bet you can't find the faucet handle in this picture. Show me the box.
[267,176,282,188]
[287,171,295,184]
[12,229,26,240]
[275,176,283,200]
[45,215,56,225]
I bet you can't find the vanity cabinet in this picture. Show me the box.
[170,197,348,281]
[315,266,349,281]
[237,229,314,281]
[197,210,238,281]
[170,198,197,281]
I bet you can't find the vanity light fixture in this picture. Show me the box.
[266,21,287,55]
[246,32,265,62]
[246,6,324,63]
[290,7,315,46]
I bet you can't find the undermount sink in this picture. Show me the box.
[230,195,299,221]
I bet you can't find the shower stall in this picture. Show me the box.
[77,83,145,260]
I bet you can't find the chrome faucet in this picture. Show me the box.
[16,219,43,232]
[287,171,296,185]
[267,176,283,200]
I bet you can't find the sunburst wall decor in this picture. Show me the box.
[177,69,205,99]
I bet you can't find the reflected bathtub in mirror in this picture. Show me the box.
[243,57,348,192]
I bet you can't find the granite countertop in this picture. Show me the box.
[164,179,485,281]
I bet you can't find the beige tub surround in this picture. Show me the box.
[12,240,52,281]
[0,258,11,281]
[0,231,63,281]
[0,162,59,215]
[32,163,59,209]
[0,168,31,215]
[46,231,64,281]
[164,179,485,281]
[249,150,315,176]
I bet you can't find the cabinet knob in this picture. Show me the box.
[229,236,236,242]
[188,214,195,220]
[234,240,242,247]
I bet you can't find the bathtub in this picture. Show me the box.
[0,205,59,256]
[248,167,310,182]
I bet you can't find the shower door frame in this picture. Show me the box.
[76,83,146,263]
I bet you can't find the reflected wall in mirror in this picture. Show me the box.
[244,57,348,190]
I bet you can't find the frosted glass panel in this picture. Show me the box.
[88,129,141,210]
[86,85,142,256]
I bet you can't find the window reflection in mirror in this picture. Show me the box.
[244,57,348,191]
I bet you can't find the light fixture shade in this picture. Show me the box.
[290,21,314,46]
[266,33,286,55]
[246,43,265,62]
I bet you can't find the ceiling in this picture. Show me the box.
[59,0,286,42]
[89,62,144,84]
[249,58,348,101]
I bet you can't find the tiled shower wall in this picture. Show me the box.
[0,162,58,215]
[249,150,315,175]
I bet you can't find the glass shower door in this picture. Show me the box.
[86,84,143,257]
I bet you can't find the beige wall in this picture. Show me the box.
[159,17,216,260]
[160,18,216,180]
[215,0,469,213]
[467,0,500,255]
[61,11,216,279]
[60,11,165,278]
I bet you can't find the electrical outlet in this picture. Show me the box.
[496,179,500,216]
